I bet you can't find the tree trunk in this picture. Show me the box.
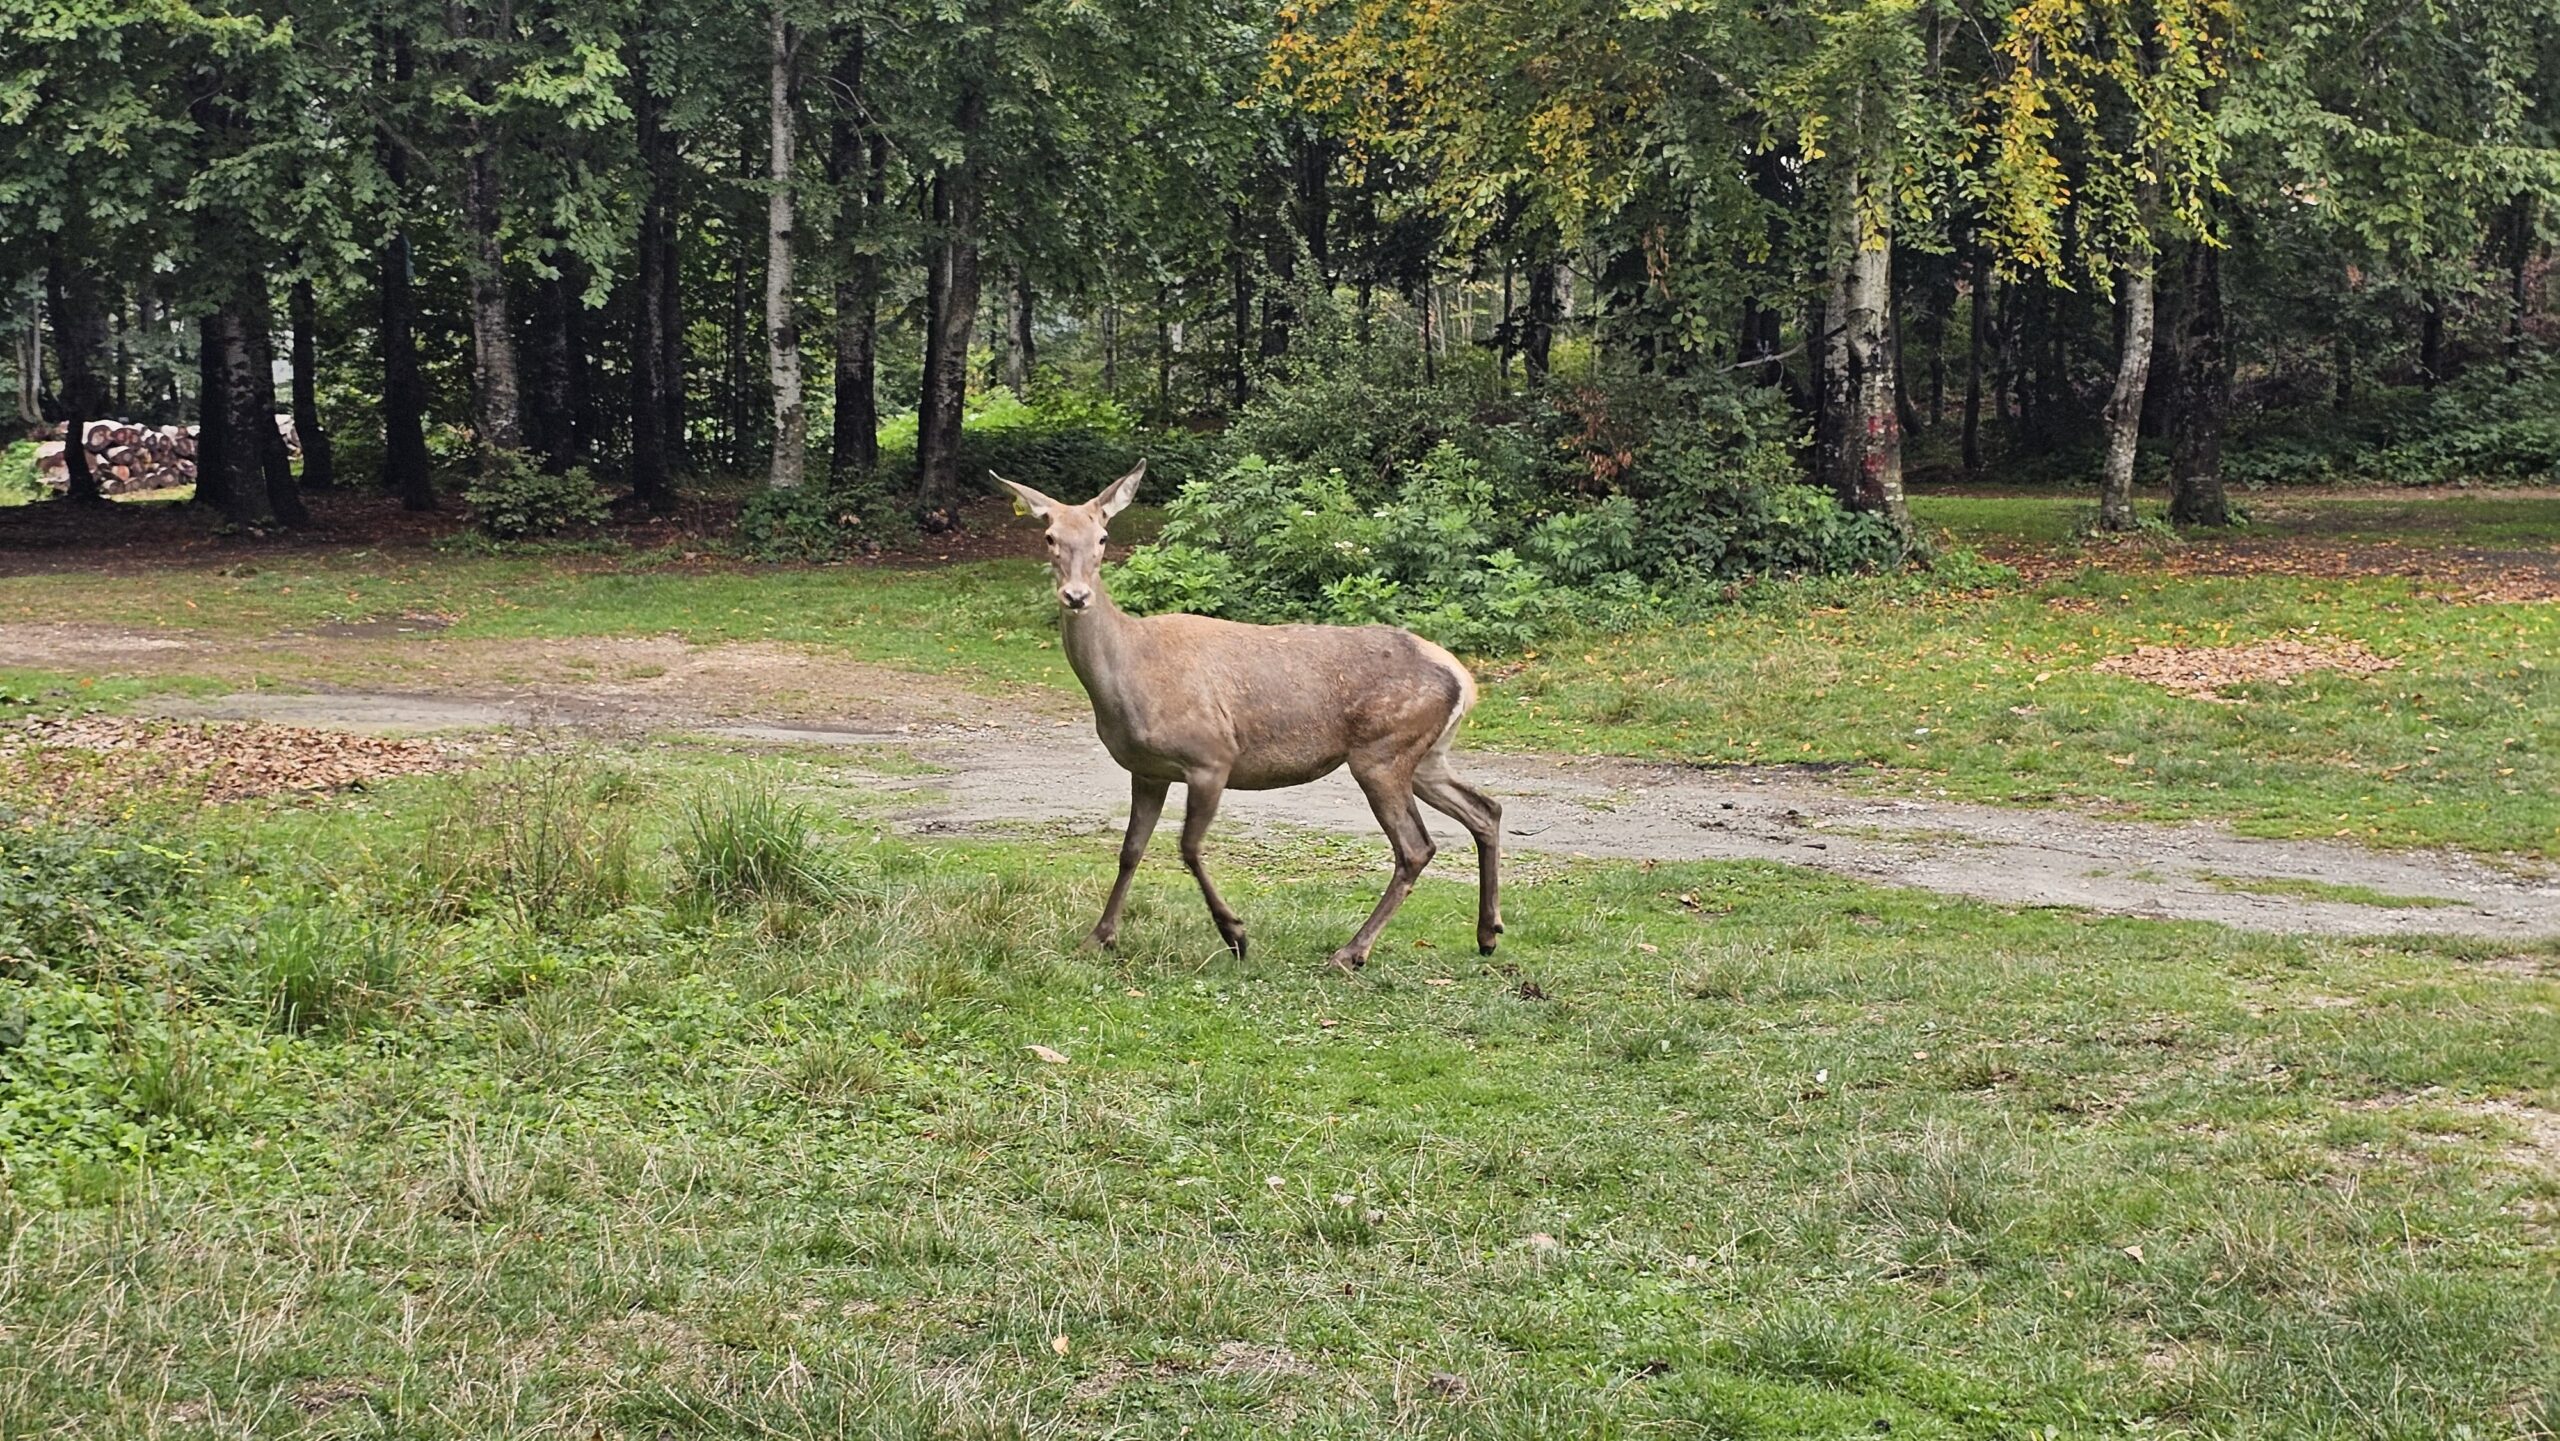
[764,6,806,490]
[1819,148,1908,532]
[2417,292,2446,389]
[288,275,335,489]
[523,261,576,471]
[377,27,434,509]
[2167,238,2231,528]
[628,44,674,510]
[1522,259,1557,382]
[242,284,307,527]
[826,27,883,484]
[1963,244,1987,474]
[2097,237,2158,532]
[1003,266,1035,394]
[1228,215,1253,406]
[198,307,273,527]
[915,86,985,515]
[2507,194,2536,383]
[43,235,107,506]
[1101,301,1118,396]
[458,53,521,462]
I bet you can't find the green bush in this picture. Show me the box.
[735,477,911,561]
[1112,328,1906,650]
[463,452,610,539]
[2372,364,2560,485]
[0,440,44,506]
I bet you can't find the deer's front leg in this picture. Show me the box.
[1178,770,1247,959]
[1092,774,1170,950]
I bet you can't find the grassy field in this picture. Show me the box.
[3,747,2554,1438]
[4,490,2553,857]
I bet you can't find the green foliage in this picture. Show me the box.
[0,816,192,977]
[1117,349,1900,650]
[2373,366,2560,486]
[0,442,43,507]
[462,454,611,540]
[734,478,911,561]
[2225,364,2560,488]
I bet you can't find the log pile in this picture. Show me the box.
[30,416,301,496]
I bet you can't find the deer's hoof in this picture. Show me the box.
[1325,947,1368,974]
[1088,927,1120,952]
[1223,932,1249,961]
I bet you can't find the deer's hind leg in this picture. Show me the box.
[1179,770,1248,959]
[1415,760,1503,955]
[1328,761,1437,972]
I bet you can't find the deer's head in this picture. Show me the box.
[994,461,1144,613]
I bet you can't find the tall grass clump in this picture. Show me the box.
[676,777,835,912]
[411,758,640,929]
[221,904,405,1034]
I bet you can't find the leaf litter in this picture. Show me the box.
[2093,638,2399,700]
[0,715,456,811]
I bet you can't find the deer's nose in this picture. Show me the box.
[1059,584,1093,610]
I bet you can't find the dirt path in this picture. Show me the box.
[10,622,2557,941]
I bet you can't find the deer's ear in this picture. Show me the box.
[1092,460,1145,519]
[991,473,1060,519]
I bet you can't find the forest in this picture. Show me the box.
[5,0,2556,633]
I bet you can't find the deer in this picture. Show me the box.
[994,461,1503,972]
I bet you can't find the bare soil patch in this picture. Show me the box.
[0,621,1058,732]
[2093,638,2399,700]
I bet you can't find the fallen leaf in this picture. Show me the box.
[1027,1044,1070,1065]
[1050,1335,1071,1357]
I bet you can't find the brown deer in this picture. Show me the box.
[996,462,1503,971]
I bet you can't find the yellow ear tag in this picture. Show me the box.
[1011,496,1031,517]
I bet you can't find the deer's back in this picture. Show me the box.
[1093,613,1470,789]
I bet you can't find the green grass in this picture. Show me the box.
[2,750,2554,1436]
[1,489,2554,855]
[2198,874,2462,910]
[1914,488,2560,551]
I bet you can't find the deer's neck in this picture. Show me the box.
[1060,590,1142,718]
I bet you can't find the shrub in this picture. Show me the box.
[1,441,43,505]
[2372,364,2560,485]
[735,477,911,561]
[1114,353,1908,650]
[463,452,610,539]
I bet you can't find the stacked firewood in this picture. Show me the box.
[29,417,299,496]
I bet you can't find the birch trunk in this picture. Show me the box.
[764,5,806,490]
[2097,242,2157,532]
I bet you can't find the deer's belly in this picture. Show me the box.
[1091,712,1342,790]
